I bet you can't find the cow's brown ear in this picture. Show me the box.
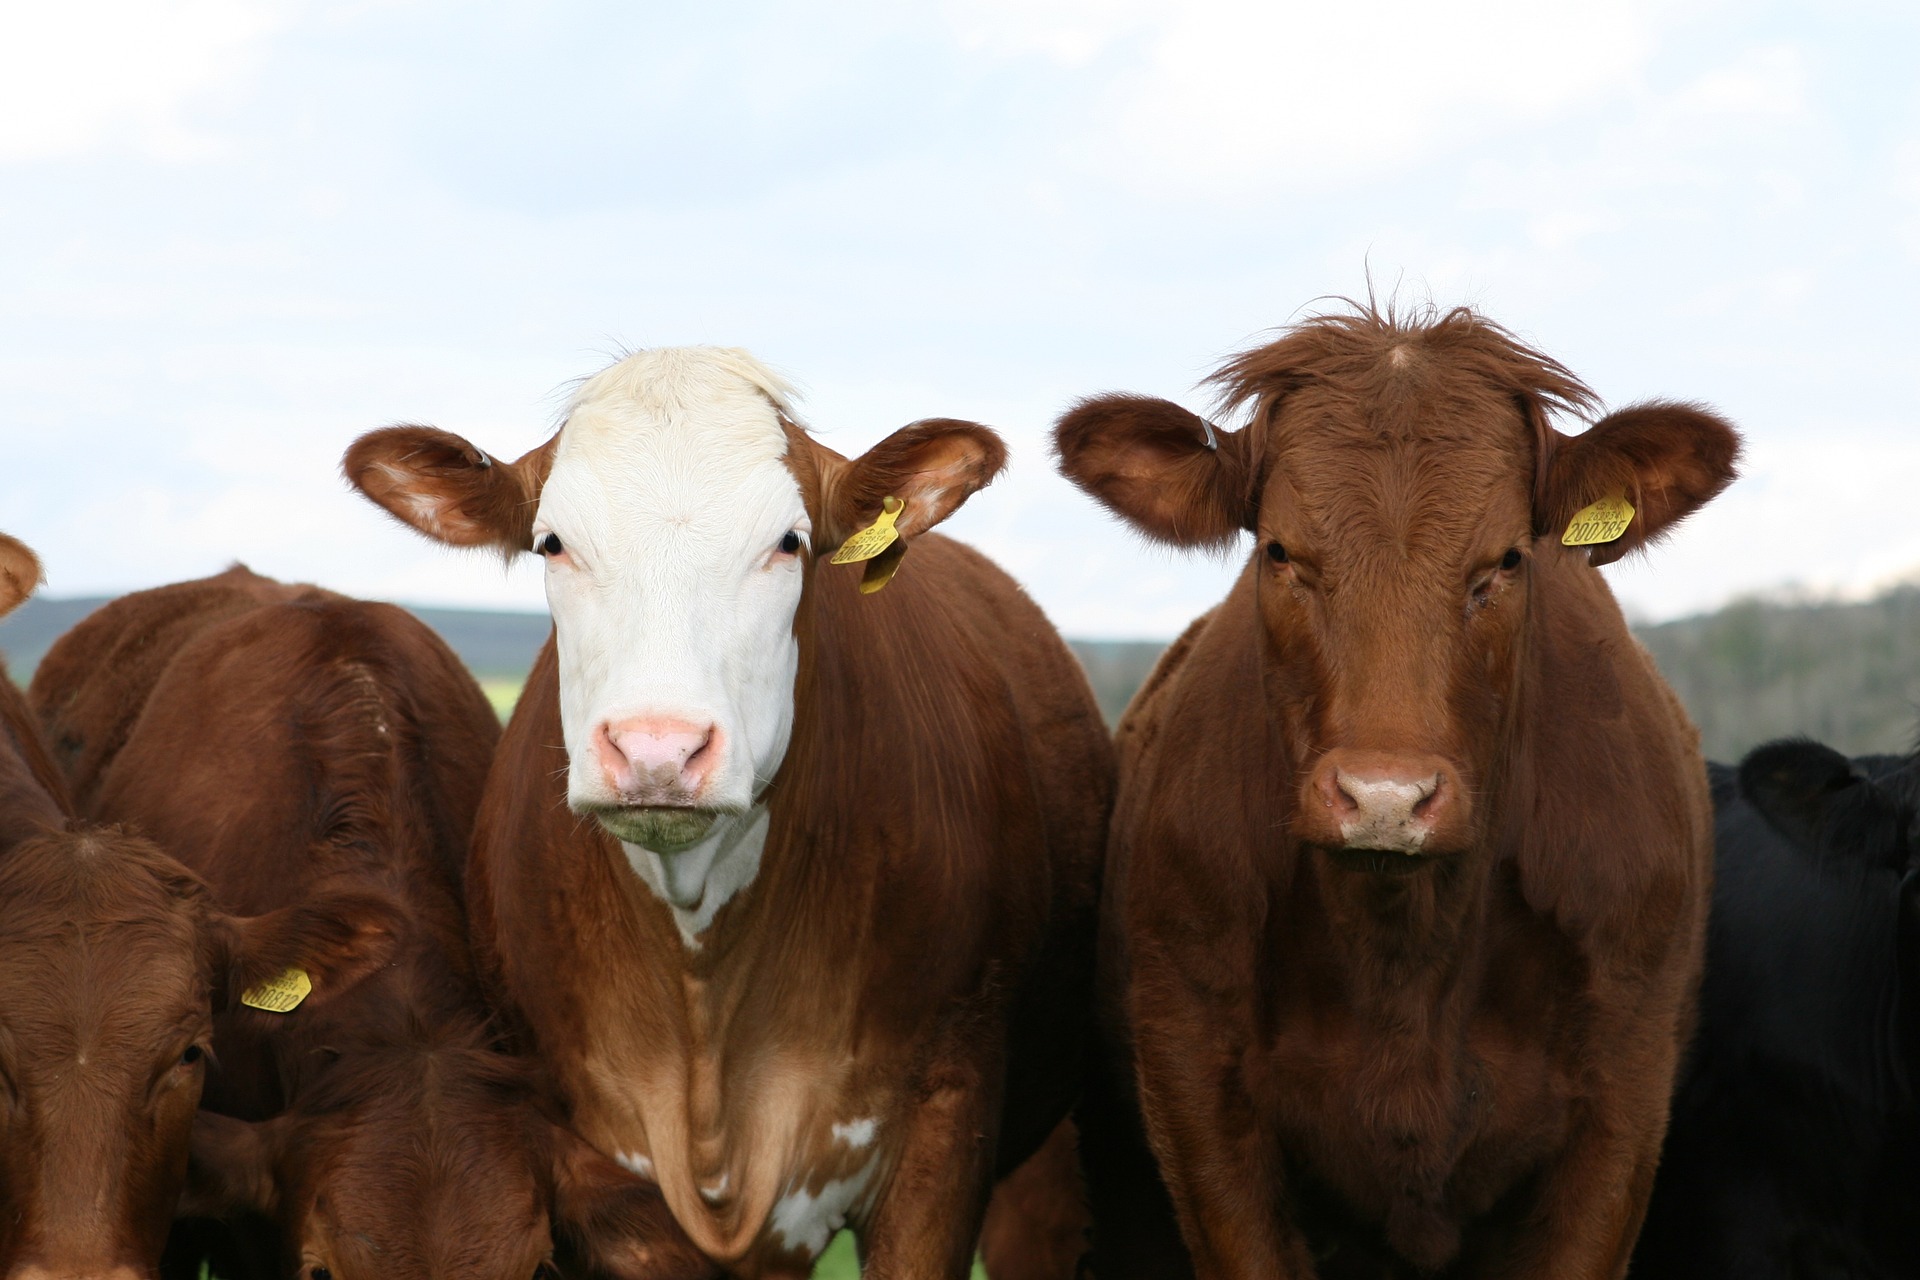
[814,419,1006,553]
[217,891,403,1012]
[343,426,555,556]
[1540,401,1741,567]
[180,1112,284,1219]
[548,1126,717,1280]
[0,534,43,619]
[1053,394,1253,549]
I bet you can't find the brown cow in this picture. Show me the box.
[30,567,711,1280]
[0,541,398,1280]
[1053,304,1740,1279]
[342,346,1113,1277]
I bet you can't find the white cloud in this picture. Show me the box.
[0,0,291,161]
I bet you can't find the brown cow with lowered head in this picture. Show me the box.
[1053,305,1740,1279]
[0,540,399,1280]
[343,346,1113,1277]
[30,567,711,1280]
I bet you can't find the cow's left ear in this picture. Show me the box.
[548,1125,718,1280]
[811,419,1007,553]
[1539,401,1741,567]
[180,1112,286,1219]
[0,534,43,619]
[216,890,405,1012]
[1740,738,1913,872]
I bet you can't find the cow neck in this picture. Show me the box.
[616,807,771,951]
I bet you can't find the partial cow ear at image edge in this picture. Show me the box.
[0,533,44,619]
[343,426,556,556]
[1539,400,1742,567]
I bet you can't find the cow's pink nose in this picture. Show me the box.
[595,717,718,802]
[1300,750,1467,855]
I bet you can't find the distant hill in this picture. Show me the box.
[1635,586,1920,760]
[5,585,1917,762]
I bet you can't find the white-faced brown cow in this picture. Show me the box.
[344,348,1113,1277]
[0,539,400,1280]
[1054,305,1740,1279]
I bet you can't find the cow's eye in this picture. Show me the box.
[1266,541,1289,564]
[310,1268,333,1280]
[1500,547,1522,570]
[537,533,563,557]
[181,1045,204,1066]
[778,531,802,555]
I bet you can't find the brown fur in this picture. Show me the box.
[0,559,397,1278]
[1054,304,1739,1279]
[977,1119,1090,1280]
[345,409,1111,1278]
[30,568,711,1280]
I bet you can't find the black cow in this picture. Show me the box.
[1634,740,1919,1279]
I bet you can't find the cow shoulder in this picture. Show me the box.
[1512,549,1713,951]
[1114,605,1219,781]
[1109,567,1276,945]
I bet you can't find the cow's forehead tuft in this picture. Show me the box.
[561,345,800,455]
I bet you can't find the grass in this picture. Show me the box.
[811,1231,989,1278]
[192,1231,985,1279]
[478,676,524,720]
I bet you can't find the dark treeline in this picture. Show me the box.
[7,583,1918,762]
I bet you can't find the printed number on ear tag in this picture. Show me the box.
[830,497,905,565]
[241,967,313,1013]
[1562,493,1635,547]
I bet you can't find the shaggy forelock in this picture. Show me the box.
[1207,299,1599,432]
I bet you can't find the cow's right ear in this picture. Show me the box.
[216,891,404,1012]
[343,427,556,556]
[180,1112,285,1219]
[0,534,43,618]
[1053,394,1254,549]
[1740,739,1913,872]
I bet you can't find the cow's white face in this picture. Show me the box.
[345,347,1007,936]
[532,349,809,855]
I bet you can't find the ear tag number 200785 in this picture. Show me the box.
[1562,493,1635,547]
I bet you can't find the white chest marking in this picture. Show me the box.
[769,1154,880,1260]
[831,1117,877,1149]
[620,805,769,947]
[616,1151,655,1181]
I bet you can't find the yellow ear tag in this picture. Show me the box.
[241,967,313,1013]
[858,540,908,594]
[1562,493,1635,547]
[830,496,905,566]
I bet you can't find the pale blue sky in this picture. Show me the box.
[3,0,1916,636]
